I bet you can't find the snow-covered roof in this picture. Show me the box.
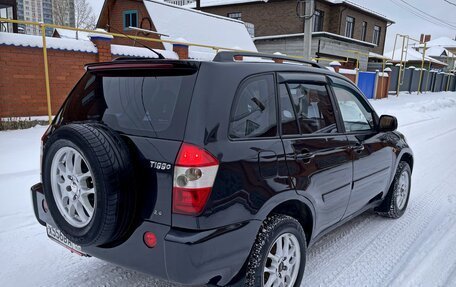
[54,28,91,41]
[417,37,456,48]
[0,32,97,53]
[184,0,265,8]
[111,44,178,59]
[425,46,455,58]
[254,31,377,47]
[143,0,257,58]
[369,51,391,60]
[330,0,394,23]
[184,0,394,23]
[384,47,447,66]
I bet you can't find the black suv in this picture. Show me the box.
[31,52,413,287]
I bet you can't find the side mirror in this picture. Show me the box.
[378,115,398,132]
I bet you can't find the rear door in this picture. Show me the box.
[209,73,292,225]
[329,76,394,217]
[278,73,352,235]
[61,65,199,226]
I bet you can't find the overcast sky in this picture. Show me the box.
[90,0,456,53]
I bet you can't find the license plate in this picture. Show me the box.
[46,224,87,256]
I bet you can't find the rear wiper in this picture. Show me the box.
[106,24,165,59]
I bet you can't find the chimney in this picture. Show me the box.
[196,0,201,9]
[424,34,431,43]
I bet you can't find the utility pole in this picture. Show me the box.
[303,0,314,59]
[297,0,314,60]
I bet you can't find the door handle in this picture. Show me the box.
[350,143,365,153]
[295,152,315,163]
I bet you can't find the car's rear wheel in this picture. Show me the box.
[245,215,306,287]
[376,161,412,218]
[42,123,136,247]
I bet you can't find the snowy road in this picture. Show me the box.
[1,92,456,287]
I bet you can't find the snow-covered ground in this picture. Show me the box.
[1,92,456,287]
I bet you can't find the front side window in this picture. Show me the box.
[313,10,324,32]
[331,81,374,132]
[281,82,337,135]
[229,75,277,139]
[123,10,138,30]
[373,25,381,45]
[345,16,355,38]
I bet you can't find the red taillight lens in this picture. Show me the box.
[173,143,219,215]
[173,187,212,215]
[175,143,218,167]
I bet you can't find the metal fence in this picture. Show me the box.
[388,66,456,94]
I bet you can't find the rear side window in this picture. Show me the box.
[229,74,277,139]
[62,69,197,140]
[281,82,337,135]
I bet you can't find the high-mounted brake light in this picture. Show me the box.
[173,143,219,215]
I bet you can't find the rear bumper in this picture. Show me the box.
[31,183,260,286]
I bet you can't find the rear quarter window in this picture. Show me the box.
[61,69,197,140]
[229,74,278,139]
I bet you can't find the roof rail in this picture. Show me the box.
[213,51,326,69]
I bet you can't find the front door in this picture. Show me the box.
[278,73,352,235]
[329,76,394,217]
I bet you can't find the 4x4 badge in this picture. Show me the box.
[150,161,172,171]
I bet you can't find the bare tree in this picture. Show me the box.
[53,0,96,39]
[74,0,97,30]
[52,0,71,26]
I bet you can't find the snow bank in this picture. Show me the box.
[405,97,456,113]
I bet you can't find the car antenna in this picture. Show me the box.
[106,24,165,59]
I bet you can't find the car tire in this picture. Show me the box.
[245,214,306,287]
[42,123,136,247]
[376,161,412,219]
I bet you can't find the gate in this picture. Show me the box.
[358,71,377,99]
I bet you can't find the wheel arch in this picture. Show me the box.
[228,197,314,286]
[399,152,414,171]
[267,200,314,245]
[254,191,316,246]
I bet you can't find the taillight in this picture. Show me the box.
[172,143,219,215]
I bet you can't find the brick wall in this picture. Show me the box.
[202,0,388,54]
[102,0,164,49]
[339,7,387,54]
[0,46,97,117]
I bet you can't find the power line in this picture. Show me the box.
[397,0,456,29]
[390,0,452,28]
[392,0,456,29]
[444,0,456,7]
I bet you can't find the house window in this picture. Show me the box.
[313,10,324,32]
[123,10,138,30]
[361,21,367,41]
[345,16,355,38]
[227,12,242,20]
[373,25,381,45]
